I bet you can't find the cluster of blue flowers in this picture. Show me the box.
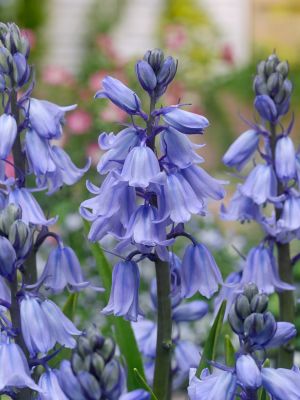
[189,283,298,400]
[81,48,226,322]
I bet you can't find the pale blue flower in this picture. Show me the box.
[275,135,296,182]
[163,108,209,134]
[0,114,17,159]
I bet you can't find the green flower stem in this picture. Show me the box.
[146,96,172,399]
[270,122,295,367]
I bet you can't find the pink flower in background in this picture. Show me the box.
[220,44,234,66]
[21,29,36,49]
[96,34,118,61]
[42,65,75,86]
[86,142,102,166]
[5,154,15,178]
[66,110,92,135]
[100,103,127,123]
[164,81,186,105]
[164,25,187,51]
[89,71,109,92]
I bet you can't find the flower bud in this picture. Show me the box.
[253,75,268,95]
[143,48,164,73]
[18,36,30,58]
[228,306,244,334]
[156,56,177,86]
[276,60,289,78]
[244,313,264,337]
[9,220,32,259]
[267,72,283,96]
[0,236,17,279]
[0,47,11,74]
[243,283,259,301]
[0,73,5,91]
[97,337,115,363]
[77,371,102,398]
[250,293,268,313]
[13,52,30,86]
[72,353,85,374]
[0,204,22,235]
[77,336,92,358]
[91,353,105,379]
[235,294,251,319]
[256,60,266,76]
[254,95,277,122]
[135,60,157,92]
[265,54,279,76]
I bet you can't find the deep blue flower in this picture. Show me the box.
[102,260,142,321]
[0,114,17,159]
[97,128,142,174]
[181,243,222,299]
[27,98,76,139]
[240,163,277,205]
[254,95,277,122]
[0,333,41,392]
[37,370,68,400]
[223,129,259,170]
[20,295,81,356]
[0,236,17,280]
[236,355,262,389]
[188,368,237,400]
[156,56,177,89]
[120,144,160,188]
[162,108,209,134]
[95,76,143,115]
[241,245,294,294]
[135,60,157,93]
[160,126,204,168]
[39,245,91,294]
[275,135,296,182]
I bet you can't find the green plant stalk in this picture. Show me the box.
[147,96,172,399]
[10,90,32,399]
[270,122,295,367]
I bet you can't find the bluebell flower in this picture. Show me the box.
[132,320,157,358]
[0,114,17,159]
[8,187,57,225]
[37,370,68,400]
[0,236,17,280]
[223,129,259,170]
[162,108,209,134]
[13,52,30,86]
[296,152,300,187]
[277,190,300,232]
[39,245,91,294]
[236,355,262,389]
[57,360,86,400]
[254,95,277,122]
[265,321,296,349]
[27,98,76,139]
[95,76,143,115]
[101,359,127,399]
[188,368,237,400]
[261,368,300,400]
[241,245,294,294]
[240,163,277,205]
[20,295,81,356]
[156,56,177,89]
[172,301,208,322]
[120,389,150,400]
[86,212,125,243]
[160,126,204,168]
[0,276,11,305]
[135,60,157,93]
[275,135,296,182]
[120,144,160,188]
[220,185,261,222]
[0,333,41,392]
[174,340,200,375]
[181,243,223,299]
[97,128,142,174]
[102,260,142,321]
[181,165,227,201]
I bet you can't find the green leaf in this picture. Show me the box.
[224,334,235,367]
[134,368,158,400]
[62,292,79,320]
[196,301,226,377]
[87,233,146,391]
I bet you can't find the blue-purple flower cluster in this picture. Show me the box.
[221,53,298,296]
[81,48,226,322]
[189,284,298,400]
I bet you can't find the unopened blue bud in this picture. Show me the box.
[13,52,30,86]
[0,74,5,91]
[235,294,251,319]
[253,75,268,95]
[244,313,264,337]
[267,72,283,96]
[254,95,277,121]
[243,283,259,301]
[0,47,12,74]
[276,60,289,78]
[157,56,177,87]
[229,306,244,334]
[265,54,279,76]
[0,203,22,235]
[8,219,32,259]
[256,60,266,76]
[143,48,164,73]
[250,293,268,313]
[135,60,157,92]
[0,236,17,279]
[77,371,102,398]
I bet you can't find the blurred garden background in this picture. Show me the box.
[1,0,300,395]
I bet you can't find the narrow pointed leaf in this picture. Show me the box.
[63,292,79,320]
[134,368,158,400]
[224,334,235,367]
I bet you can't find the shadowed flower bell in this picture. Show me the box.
[278,190,300,232]
[240,163,277,205]
[265,321,296,349]
[95,76,142,115]
[37,370,68,400]
[102,260,142,321]
[0,333,41,393]
[0,236,17,280]
[20,295,81,356]
[135,60,157,93]
[28,98,76,139]
[0,114,17,159]
[172,300,208,322]
[181,243,222,299]
[254,95,277,122]
[275,136,296,182]
[261,368,300,400]
[188,368,237,400]
[223,129,259,170]
[162,108,209,134]
[39,245,91,294]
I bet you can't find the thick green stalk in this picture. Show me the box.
[10,90,34,400]
[146,96,172,399]
[270,122,295,367]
